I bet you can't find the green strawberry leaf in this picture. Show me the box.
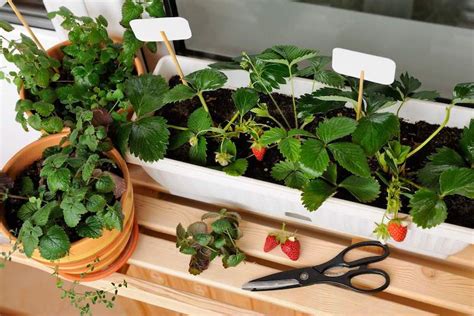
[411,90,439,100]
[297,88,348,117]
[232,87,259,116]
[301,179,337,211]
[409,189,447,228]
[189,136,207,165]
[271,161,316,189]
[125,74,169,117]
[223,159,248,176]
[278,137,301,162]
[0,20,14,32]
[163,84,196,104]
[452,82,474,104]
[439,168,474,198]
[249,59,288,93]
[339,176,380,202]
[417,147,466,188]
[39,225,70,260]
[316,117,357,144]
[185,69,227,92]
[459,119,474,164]
[129,116,170,162]
[328,142,371,177]
[269,45,318,66]
[76,215,103,239]
[261,128,287,146]
[188,108,212,133]
[300,139,330,173]
[352,112,399,156]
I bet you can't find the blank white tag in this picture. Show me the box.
[332,48,396,85]
[130,17,192,42]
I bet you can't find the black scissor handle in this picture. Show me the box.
[343,266,391,293]
[314,241,390,272]
[340,241,390,267]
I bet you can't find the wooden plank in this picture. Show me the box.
[128,234,432,315]
[0,244,262,316]
[127,265,309,316]
[134,193,474,314]
[447,245,474,270]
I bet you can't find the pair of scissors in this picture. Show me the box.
[242,240,390,293]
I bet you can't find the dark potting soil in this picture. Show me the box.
[4,156,123,242]
[158,76,474,229]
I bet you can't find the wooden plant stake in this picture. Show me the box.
[332,48,396,121]
[356,70,365,120]
[159,31,187,86]
[130,17,192,86]
[7,0,46,52]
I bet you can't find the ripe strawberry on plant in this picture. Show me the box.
[251,142,267,161]
[281,236,300,261]
[388,219,408,242]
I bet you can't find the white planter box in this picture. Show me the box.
[127,55,474,259]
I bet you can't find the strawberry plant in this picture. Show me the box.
[176,209,246,275]
[374,83,474,241]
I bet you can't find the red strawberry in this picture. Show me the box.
[281,236,300,261]
[251,143,267,161]
[388,220,408,242]
[264,235,279,252]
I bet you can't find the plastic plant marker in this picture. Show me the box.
[130,17,191,85]
[7,0,46,51]
[332,48,396,120]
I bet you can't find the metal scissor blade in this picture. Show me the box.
[242,279,301,291]
[242,267,313,291]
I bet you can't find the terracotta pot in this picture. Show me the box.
[0,133,136,276]
[20,39,145,132]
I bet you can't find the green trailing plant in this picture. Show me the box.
[176,209,246,275]
[374,83,474,241]
[54,259,128,316]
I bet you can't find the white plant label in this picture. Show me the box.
[332,48,396,85]
[130,17,192,42]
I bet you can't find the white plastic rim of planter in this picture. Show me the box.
[332,48,396,85]
[127,55,474,259]
[130,17,192,42]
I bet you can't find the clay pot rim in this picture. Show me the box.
[1,133,132,249]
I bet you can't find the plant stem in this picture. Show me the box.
[224,112,239,131]
[400,177,422,190]
[168,124,188,131]
[288,69,298,128]
[197,92,214,124]
[3,194,28,201]
[407,104,453,159]
[242,52,291,129]
[395,98,408,117]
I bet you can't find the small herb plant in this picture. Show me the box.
[1,131,125,260]
[176,209,246,275]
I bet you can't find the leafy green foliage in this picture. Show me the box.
[271,161,319,189]
[186,69,228,93]
[128,116,170,162]
[352,113,399,156]
[417,147,466,188]
[301,179,337,211]
[297,56,345,87]
[125,74,169,116]
[163,84,196,104]
[299,139,330,174]
[176,209,245,275]
[460,119,474,164]
[391,72,439,101]
[439,168,474,198]
[39,225,71,260]
[452,82,474,104]
[328,143,371,177]
[223,159,248,176]
[339,176,380,202]
[409,189,447,228]
[316,117,357,144]
[232,87,259,116]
